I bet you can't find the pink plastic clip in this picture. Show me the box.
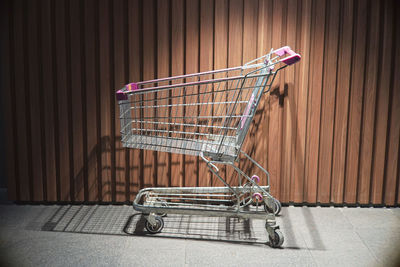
[251,175,260,184]
[116,89,128,101]
[252,193,263,202]
[116,83,138,101]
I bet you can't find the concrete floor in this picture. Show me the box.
[0,204,399,267]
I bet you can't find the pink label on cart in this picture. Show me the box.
[241,94,255,129]
[126,83,138,91]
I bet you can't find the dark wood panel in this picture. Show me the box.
[1,0,17,200]
[70,0,85,202]
[13,0,31,201]
[113,0,128,202]
[27,0,44,201]
[40,0,57,202]
[129,0,141,195]
[99,0,112,202]
[84,0,99,202]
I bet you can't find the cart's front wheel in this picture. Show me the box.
[273,199,282,216]
[145,216,164,234]
[269,230,284,248]
[264,198,282,216]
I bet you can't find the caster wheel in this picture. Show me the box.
[264,198,282,216]
[273,199,282,216]
[157,200,168,217]
[145,216,164,234]
[269,230,284,248]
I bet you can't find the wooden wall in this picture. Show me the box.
[1,0,399,206]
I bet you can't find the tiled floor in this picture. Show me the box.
[0,204,399,267]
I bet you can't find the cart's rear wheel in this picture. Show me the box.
[269,230,284,248]
[273,199,282,216]
[264,198,282,216]
[145,216,164,234]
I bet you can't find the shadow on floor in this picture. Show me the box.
[26,205,309,250]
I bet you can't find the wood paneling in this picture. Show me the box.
[1,0,399,206]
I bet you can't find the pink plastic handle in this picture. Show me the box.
[274,46,301,65]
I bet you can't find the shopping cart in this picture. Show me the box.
[116,46,301,248]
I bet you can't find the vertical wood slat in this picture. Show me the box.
[268,0,283,200]
[156,0,171,189]
[185,0,200,188]
[226,0,243,187]
[99,0,112,202]
[84,0,99,202]
[147,0,158,189]
[293,0,311,203]
[317,0,340,204]
[108,0,116,202]
[27,0,44,202]
[370,0,394,205]
[14,0,31,201]
[113,0,128,202]
[256,0,273,189]
[1,0,399,206]
[282,0,297,203]
[385,1,400,206]
[69,0,84,202]
[129,0,141,195]
[241,0,258,186]
[198,0,214,186]
[304,0,325,204]
[331,0,354,204]
[171,0,185,187]
[358,0,380,204]
[345,0,367,204]
[214,0,229,186]
[54,0,70,202]
[40,0,57,202]
[1,0,17,200]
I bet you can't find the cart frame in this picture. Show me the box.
[116,46,301,248]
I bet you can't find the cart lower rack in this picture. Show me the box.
[116,46,301,248]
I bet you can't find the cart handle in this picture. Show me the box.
[274,46,301,65]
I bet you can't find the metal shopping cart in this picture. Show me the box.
[116,46,301,248]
